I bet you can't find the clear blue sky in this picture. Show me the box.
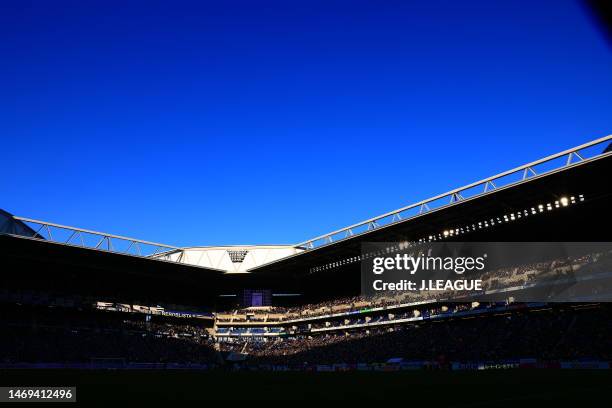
[1,0,611,246]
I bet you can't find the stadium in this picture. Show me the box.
[1,135,611,403]
[3,1,612,403]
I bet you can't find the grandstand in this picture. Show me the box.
[0,135,611,373]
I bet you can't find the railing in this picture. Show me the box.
[297,135,612,251]
[11,217,179,257]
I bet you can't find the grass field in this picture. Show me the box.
[1,369,611,405]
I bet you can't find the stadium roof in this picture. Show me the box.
[2,134,611,274]
[248,135,612,271]
[1,134,611,306]
[294,135,612,251]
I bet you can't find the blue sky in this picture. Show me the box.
[1,0,611,246]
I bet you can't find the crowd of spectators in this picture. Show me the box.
[221,304,612,365]
[0,304,218,364]
[2,301,610,367]
[223,250,612,322]
[1,249,611,367]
